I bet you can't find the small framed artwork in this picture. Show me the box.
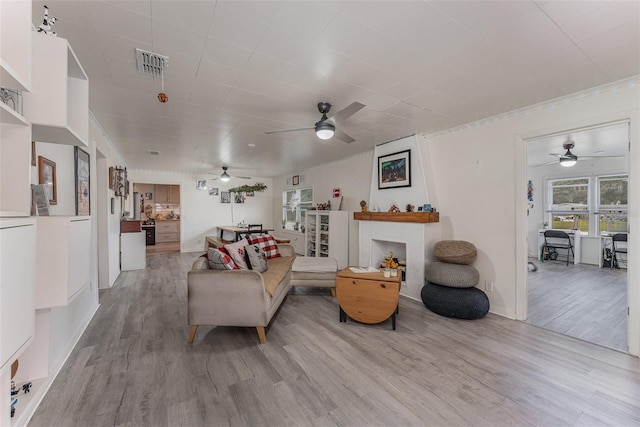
[234,193,244,204]
[209,187,219,196]
[31,141,36,166]
[245,191,254,197]
[108,167,115,189]
[196,180,207,190]
[75,147,90,215]
[111,197,115,214]
[378,149,411,190]
[38,156,57,205]
[292,175,300,186]
[145,192,153,200]
[220,191,231,203]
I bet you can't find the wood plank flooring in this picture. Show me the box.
[527,258,627,351]
[29,252,640,427]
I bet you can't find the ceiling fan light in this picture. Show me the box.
[559,150,578,167]
[315,122,335,140]
[220,171,231,182]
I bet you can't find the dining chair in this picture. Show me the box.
[542,230,574,266]
[245,224,264,239]
[611,233,628,269]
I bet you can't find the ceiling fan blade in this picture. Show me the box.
[326,102,365,124]
[232,175,252,180]
[265,126,314,135]
[333,128,355,143]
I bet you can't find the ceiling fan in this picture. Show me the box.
[539,141,625,167]
[209,166,251,182]
[265,101,365,143]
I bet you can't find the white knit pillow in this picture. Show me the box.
[224,238,249,269]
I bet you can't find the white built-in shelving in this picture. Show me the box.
[0,0,32,93]
[0,0,32,218]
[35,217,91,308]
[23,33,88,147]
[305,211,349,268]
[0,218,36,373]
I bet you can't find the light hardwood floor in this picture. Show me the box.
[527,258,627,351]
[29,252,640,426]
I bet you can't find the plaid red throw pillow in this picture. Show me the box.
[248,235,281,260]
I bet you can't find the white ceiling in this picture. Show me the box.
[33,1,639,178]
[527,121,629,167]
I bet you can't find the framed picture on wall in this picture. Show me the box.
[75,147,90,215]
[220,191,231,204]
[209,187,218,196]
[38,156,57,205]
[378,149,411,189]
[31,141,36,166]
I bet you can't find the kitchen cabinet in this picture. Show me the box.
[155,184,179,204]
[156,221,180,243]
[121,232,146,270]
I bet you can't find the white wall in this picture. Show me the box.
[272,151,373,264]
[425,78,639,348]
[91,116,126,289]
[127,170,273,253]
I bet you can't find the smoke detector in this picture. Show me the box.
[135,48,169,77]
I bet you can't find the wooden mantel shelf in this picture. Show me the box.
[353,211,439,223]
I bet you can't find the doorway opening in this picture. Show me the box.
[525,121,629,352]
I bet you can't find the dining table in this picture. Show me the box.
[217,225,275,242]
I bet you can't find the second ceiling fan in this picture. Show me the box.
[266,101,365,143]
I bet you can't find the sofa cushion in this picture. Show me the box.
[262,256,295,297]
[207,248,236,270]
[225,238,249,269]
[244,244,268,273]
[249,235,281,259]
[192,255,210,270]
[218,246,239,269]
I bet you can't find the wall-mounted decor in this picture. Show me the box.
[74,147,90,215]
[234,193,245,204]
[245,191,254,197]
[145,192,153,200]
[0,87,22,115]
[113,166,127,196]
[196,180,207,190]
[228,183,267,193]
[209,187,218,196]
[32,184,50,216]
[111,197,115,214]
[292,175,300,186]
[220,191,230,204]
[378,149,411,190]
[108,167,114,189]
[38,156,57,205]
[31,141,36,166]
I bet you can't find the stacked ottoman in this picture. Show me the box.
[421,240,489,320]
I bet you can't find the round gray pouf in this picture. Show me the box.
[433,240,477,265]
[421,282,489,320]
[425,262,479,288]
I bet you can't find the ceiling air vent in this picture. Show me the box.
[135,48,169,77]
[146,150,161,156]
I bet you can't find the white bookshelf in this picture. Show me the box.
[305,211,349,268]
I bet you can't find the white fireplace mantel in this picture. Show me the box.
[358,220,441,301]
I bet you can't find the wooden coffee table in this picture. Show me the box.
[335,267,401,330]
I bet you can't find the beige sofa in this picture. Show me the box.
[187,244,296,344]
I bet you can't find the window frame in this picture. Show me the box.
[282,186,313,232]
[545,174,628,236]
